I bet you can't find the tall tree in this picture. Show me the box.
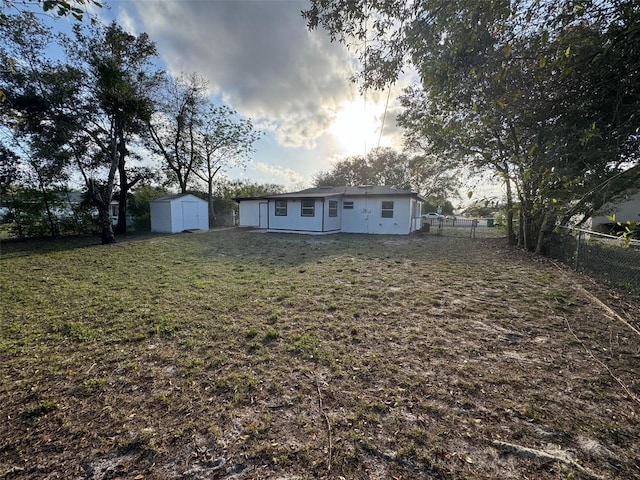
[0,0,102,103]
[1,15,161,243]
[66,22,160,242]
[192,105,262,227]
[148,75,262,227]
[147,72,208,194]
[0,13,77,237]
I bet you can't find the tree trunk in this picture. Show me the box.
[208,179,214,228]
[40,188,58,237]
[518,204,524,249]
[114,154,127,234]
[33,165,59,237]
[535,208,556,255]
[504,173,515,245]
[97,202,116,244]
[115,194,127,234]
[88,125,119,245]
[179,176,188,194]
[114,135,128,235]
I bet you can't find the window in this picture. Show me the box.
[301,200,315,217]
[275,200,287,216]
[343,201,354,210]
[328,200,338,217]
[381,201,394,218]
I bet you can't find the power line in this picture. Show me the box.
[377,85,392,149]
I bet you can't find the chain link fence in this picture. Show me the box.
[546,226,640,299]
[420,217,504,238]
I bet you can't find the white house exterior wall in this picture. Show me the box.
[268,199,325,232]
[234,187,423,235]
[341,195,414,234]
[238,200,262,227]
[410,198,421,232]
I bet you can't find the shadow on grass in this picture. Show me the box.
[0,231,172,258]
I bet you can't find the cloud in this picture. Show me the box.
[130,0,356,149]
[254,162,304,184]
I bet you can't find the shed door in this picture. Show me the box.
[259,202,268,229]
[182,201,199,230]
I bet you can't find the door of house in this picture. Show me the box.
[360,198,372,234]
[259,202,268,229]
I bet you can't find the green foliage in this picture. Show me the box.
[129,185,169,231]
[0,0,102,25]
[313,147,460,199]
[206,179,284,226]
[1,186,97,238]
[2,187,53,238]
[216,179,284,199]
[148,76,262,197]
[422,197,454,215]
[608,215,639,245]
[0,145,20,191]
[1,14,162,243]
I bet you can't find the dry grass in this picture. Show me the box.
[1,229,639,479]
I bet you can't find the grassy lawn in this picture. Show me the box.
[1,229,639,479]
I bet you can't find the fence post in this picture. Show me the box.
[574,230,582,270]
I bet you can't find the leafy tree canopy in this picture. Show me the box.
[1,0,102,22]
[313,147,460,200]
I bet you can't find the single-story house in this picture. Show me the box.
[150,193,209,233]
[590,189,640,233]
[234,186,424,235]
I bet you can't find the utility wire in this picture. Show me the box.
[377,86,392,148]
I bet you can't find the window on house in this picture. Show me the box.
[381,201,394,218]
[328,200,338,217]
[301,200,315,217]
[275,200,287,216]
[343,201,354,209]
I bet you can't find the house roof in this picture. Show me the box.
[234,186,424,202]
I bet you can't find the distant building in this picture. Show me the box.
[590,189,640,233]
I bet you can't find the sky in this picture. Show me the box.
[96,0,414,191]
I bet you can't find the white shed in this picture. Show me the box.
[150,194,209,233]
